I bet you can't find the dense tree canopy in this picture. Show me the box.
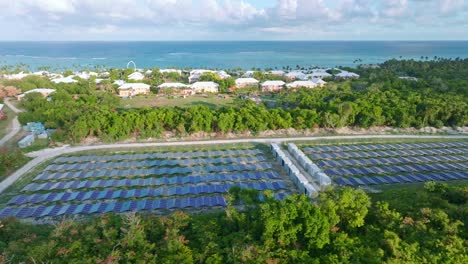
[0,184,466,263]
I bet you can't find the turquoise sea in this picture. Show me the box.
[0,41,467,71]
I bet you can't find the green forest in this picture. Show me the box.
[13,59,467,143]
[1,184,466,263]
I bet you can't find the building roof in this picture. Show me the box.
[189,74,200,79]
[118,83,150,90]
[335,71,359,78]
[51,76,78,83]
[269,70,285,75]
[158,82,189,88]
[235,78,259,84]
[76,71,98,80]
[242,71,255,77]
[190,69,214,75]
[18,88,56,98]
[310,70,332,77]
[286,81,317,88]
[32,71,49,76]
[191,81,219,87]
[216,71,231,79]
[3,72,30,80]
[128,72,145,80]
[311,78,327,85]
[261,80,285,86]
[113,80,126,86]
[160,69,182,74]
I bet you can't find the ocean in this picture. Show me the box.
[0,41,467,71]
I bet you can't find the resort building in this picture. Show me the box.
[261,80,285,92]
[113,80,126,86]
[49,73,64,79]
[216,71,231,79]
[51,76,78,84]
[2,71,30,80]
[235,78,259,88]
[190,81,219,93]
[269,70,286,76]
[160,69,182,75]
[17,88,56,100]
[190,69,214,76]
[242,71,255,77]
[188,74,201,83]
[335,71,360,79]
[99,72,110,77]
[118,83,150,97]
[76,71,98,80]
[128,72,145,81]
[309,70,332,78]
[285,71,307,81]
[158,83,194,96]
[32,71,49,76]
[286,80,318,89]
[311,78,327,87]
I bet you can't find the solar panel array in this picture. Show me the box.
[54,149,263,163]
[44,156,266,172]
[303,141,468,186]
[10,181,288,206]
[0,148,293,219]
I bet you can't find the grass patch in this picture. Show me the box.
[120,94,236,109]
[20,138,50,153]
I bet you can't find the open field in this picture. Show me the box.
[120,94,236,108]
[299,140,468,186]
[0,143,297,219]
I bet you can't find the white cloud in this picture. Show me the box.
[439,0,464,15]
[0,0,466,40]
[381,0,409,18]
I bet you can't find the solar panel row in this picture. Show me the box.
[325,162,468,177]
[12,181,288,205]
[53,149,263,164]
[34,163,274,181]
[304,141,468,154]
[335,171,468,186]
[23,171,282,192]
[308,148,466,161]
[45,156,267,172]
[318,154,468,168]
[0,195,228,219]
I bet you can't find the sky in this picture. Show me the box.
[0,0,466,41]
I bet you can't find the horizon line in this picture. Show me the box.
[0,40,468,42]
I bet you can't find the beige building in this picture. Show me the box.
[118,83,150,97]
[235,78,259,88]
[261,80,285,92]
[286,81,318,89]
[158,82,194,96]
[190,81,219,93]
